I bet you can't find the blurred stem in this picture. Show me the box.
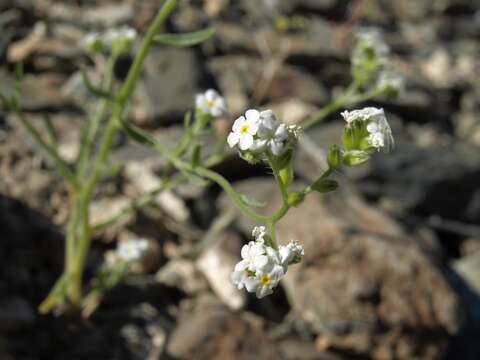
[13,109,79,188]
[37,0,181,312]
[267,153,288,204]
[301,81,361,130]
[77,55,117,179]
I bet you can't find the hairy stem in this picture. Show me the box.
[65,0,179,308]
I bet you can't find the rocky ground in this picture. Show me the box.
[1,0,480,359]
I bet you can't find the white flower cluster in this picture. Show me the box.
[116,238,149,262]
[230,226,304,298]
[353,27,390,66]
[83,26,137,54]
[352,27,404,97]
[227,109,299,157]
[376,70,405,96]
[341,107,394,152]
[195,89,227,117]
[104,26,137,47]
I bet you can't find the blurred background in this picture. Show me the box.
[1,0,480,359]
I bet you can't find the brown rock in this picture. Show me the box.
[218,179,463,359]
[166,301,281,360]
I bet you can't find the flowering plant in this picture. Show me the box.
[0,0,400,314]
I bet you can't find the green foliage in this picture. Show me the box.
[154,27,216,47]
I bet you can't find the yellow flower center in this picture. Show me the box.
[207,100,215,108]
[260,275,271,285]
[240,124,250,134]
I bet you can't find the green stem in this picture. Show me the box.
[77,55,117,178]
[270,202,290,223]
[267,153,288,203]
[194,165,270,224]
[266,221,278,249]
[117,0,178,106]
[300,98,345,130]
[66,0,179,307]
[301,82,359,130]
[14,109,78,188]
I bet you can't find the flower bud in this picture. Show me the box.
[287,191,305,207]
[311,178,338,193]
[342,150,370,166]
[327,144,342,169]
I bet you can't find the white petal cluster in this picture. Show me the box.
[230,226,304,299]
[195,89,227,117]
[116,238,149,262]
[341,107,394,152]
[279,240,304,267]
[82,26,137,54]
[353,27,390,65]
[341,107,385,124]
[83,32,101,52]
[251,225,267,242]
[227,109,299,156]
[376,70,404,95]
[104,26,137,47]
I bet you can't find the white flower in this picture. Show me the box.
[104,26,137,48]
[231,227,305,298]
[341,107,385,124]
[353,27,390,63]
[230,261,254,290]
[83,32,101,52]
[279,240,305,270]
[376,71,404,95]
[250,110,289,156]
[252,226,267,242]
[244,263,285,298]
[287,124,302,142]
[230,239,270,291]
[195,89,227,117]
[235,240,269,272]
[227,109,260,151]
[366,117,394,151]
[342,107,394,152]
[116,238,149,262]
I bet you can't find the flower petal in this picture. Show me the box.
[256,285,273,299]
[245,109,260,123]
[366,122,379,134]
[205,89,218,100]
[239,134,254,150]
[245,278,259,292]
[250,139,267,153]
[227,132,239,148]
[274,124,288,141]
[269,140,285,156]
[232,116,245,132]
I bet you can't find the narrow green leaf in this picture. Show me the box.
[240,194,266,208]
[120,119,157,148]
[191,144,201,168]
[311,178,338,193]
[42,115,58,147]
[154,27,216,47]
